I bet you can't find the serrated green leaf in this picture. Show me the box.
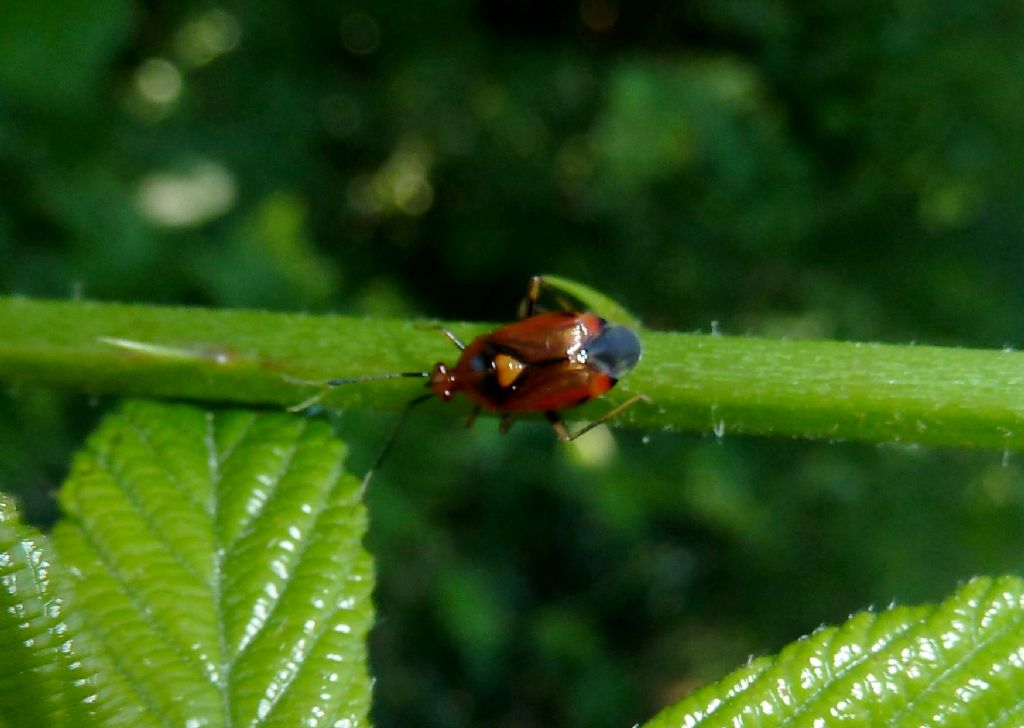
[51,400,373,727]
[643,575,1024,727]
[0,494,98,727]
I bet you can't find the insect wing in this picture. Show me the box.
[498,362,614,412]
[485,312,600,364]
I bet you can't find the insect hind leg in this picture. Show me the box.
[545,411,572,441]
[516,275,575,319]
[548,394,652,442]
[517,276,544,319]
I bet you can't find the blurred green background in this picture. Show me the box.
[3,1,1024,726]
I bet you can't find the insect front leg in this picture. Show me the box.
[438,327,467,350]
[358,393,433,493]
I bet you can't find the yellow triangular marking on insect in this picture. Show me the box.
[494,353,526,388]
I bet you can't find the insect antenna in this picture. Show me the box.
[327,371,429,386]
[286,371,433,490]
[288,370,429,413]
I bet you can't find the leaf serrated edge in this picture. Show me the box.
[644,576,1024,727]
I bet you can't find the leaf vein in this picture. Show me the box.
[885,581,1024,725]
[118,411,206,519]
[71,519,208,726]
[229,452,343,664]
[93,448,206,590]
[223,419,309,556]
[258,561,360,727]
[217,412,259,472]
[208,411,233,728]
[778,616,920,725]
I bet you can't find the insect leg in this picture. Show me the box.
[415,322,467,350]
[557,394,652,442]
[359,393,433,493]
[544,411,572,441]
[499,413,515,434]
[516,275,544,319]
[439,327,466,350]
[517,275,575,319]
[465,406,481,429]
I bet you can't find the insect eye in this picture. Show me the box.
[585,324,642,379]
[469,353,489,373]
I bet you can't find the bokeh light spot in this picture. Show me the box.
[136,161,237,227]
[340,12,381,56]
[175,8,242,68]
[135,58,183,105]
[347,138,434,218]
[919,182,980,229]
[566,423,617,468]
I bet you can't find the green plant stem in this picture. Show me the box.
[1,296,1023,449]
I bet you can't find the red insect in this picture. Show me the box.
[304,276,646,442]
